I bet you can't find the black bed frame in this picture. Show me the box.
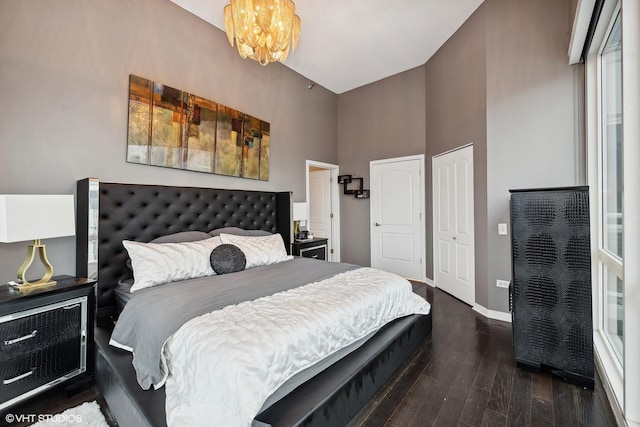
[76,178,432,427]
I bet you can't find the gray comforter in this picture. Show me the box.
[110,257,358,389]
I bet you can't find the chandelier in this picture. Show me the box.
[224,0,301,66]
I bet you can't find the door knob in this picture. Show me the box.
[374,222,382,226]
[453,236,457,240]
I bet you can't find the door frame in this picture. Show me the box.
[306,160,341,262]
[370,154,426,282]
[432,143,475,306]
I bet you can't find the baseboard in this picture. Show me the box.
[472,304,512,323]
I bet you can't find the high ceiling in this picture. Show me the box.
[170,0,485,94]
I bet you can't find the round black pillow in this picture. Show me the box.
[210,244,246,275]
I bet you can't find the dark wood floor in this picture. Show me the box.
[350,286,618,427]
[5,286,617,427]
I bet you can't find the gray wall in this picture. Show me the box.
[0,0,582,314]
[337,66,427,267]
[0,0,338,279]
[484,0,581,311]
[338,0,581,313]
[424,4,488,306]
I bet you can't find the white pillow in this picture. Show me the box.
[219,233,293,269]
[123,236,222,292]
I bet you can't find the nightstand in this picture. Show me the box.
[0,276,96,412]
[292,237,328,261]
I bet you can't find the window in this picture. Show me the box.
[598,10,624,364]
[582,0,640,422]
[603,265,623,358]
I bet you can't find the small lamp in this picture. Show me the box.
[0,195,75,289]
[293,202,308,239]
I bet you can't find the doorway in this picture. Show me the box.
[432,144,475,306]
[306,160,341,262]
[370,154,426,281]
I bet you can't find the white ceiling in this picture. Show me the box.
[170,0,485,94]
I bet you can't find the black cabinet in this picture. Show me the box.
[292,238,328,261]
[510,187,593,387]
[0,276,96,411]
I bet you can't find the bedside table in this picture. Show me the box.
[292,238,329,261]
[0,276,96,412]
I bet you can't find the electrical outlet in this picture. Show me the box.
[496,279,510,289]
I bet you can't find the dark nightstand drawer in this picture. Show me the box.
[0,301,82,361]
[300,246,326,260]
[292,238,329,261]
[0,339,82,404]
[0,282,92,412]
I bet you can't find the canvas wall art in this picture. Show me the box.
[127,75,270,180]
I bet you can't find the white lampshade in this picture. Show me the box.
[293,202,308,221]
[0,195,75,243]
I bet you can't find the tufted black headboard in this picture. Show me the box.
[76,178,292,321]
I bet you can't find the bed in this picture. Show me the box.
[75,178,432,427]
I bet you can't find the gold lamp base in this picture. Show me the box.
[13,239,57,291]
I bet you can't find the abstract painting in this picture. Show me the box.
[126,75,270,180]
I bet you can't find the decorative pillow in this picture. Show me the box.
[219,233,292,269]
[209,227,272,237]
[123,236,222,292]
[125,231,211,271]
[209,244,246,275]
[151,231,210,244]
[115,279,134,313]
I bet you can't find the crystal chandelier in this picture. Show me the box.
[224,0,301,66]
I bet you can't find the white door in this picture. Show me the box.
[370,155,425,281]
[309,169,331,239]
[432,145,475,306]
[306,160,341,262]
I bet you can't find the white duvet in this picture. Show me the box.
[163,267,431,426]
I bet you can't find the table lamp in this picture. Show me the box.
[0,195,75,289]
[293,202,308,239]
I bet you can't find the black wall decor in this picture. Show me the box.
[509,186,593,388]
[338,175,369,199]
[344,177,363,194]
